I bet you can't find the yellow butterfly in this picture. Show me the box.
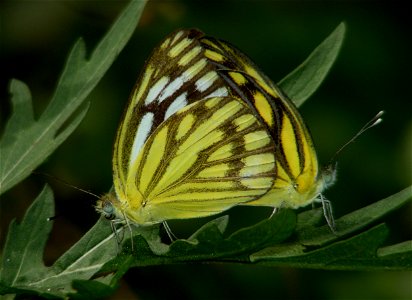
[218,70,336,221]
[197,33,336,225]
[198,32,382,229]
[96,29,277,227]
[96,28,379,234]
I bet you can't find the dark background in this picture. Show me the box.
[1,1,411,299]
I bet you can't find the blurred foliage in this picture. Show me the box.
[1,1,411,299]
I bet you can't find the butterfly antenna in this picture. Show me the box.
[33,171,100,199]
[327,110,384,166]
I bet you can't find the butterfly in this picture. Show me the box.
[95,30,278,228]
[216,70,336,225]
[97,26,371,236]
[197,33,338,225]
[198,33,383,229]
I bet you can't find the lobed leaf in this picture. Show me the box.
[0,184,120,298]
[1,184,410,299]
[0,0,147,195]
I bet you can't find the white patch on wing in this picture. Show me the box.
[165,92,188,119]
[172,31,184,45]
[144,76,169,105]
[159,76,185,103]
[182,58,207,82]
[195,71,218,92]
[206,87,228,98]
[158,59,208,105]
[130,112,154,167]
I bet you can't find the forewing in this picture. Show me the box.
[113,29,231,193]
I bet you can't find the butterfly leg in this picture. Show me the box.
[110,220,122,254]
[163,221,178,242]
[320,194,336,233]
[111,213,134,252]
[269,207,278,218]
[122,212,134,251]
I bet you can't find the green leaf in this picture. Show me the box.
[378,240,412,257]
[69,280,118,300]
[251,223,392,270]
[2,187,409,299]
[0,186,53,292]
[0,1,147,298]
[297,185,412,247]
[0,184,120,298]
[279,22,346,107]
[376,240,412,269]
[96,210,296,277]
[95,187,411,284]
[164,209,296,262]
[0,0,147,195]
[250,186,412,270]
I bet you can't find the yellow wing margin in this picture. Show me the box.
[120,97,276,225]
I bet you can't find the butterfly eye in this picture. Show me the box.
[102,201,115,220]
[322,162,338,188]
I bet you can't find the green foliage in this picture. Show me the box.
[279,22,345,107]
[0,186,117,299]
[0,0,147,195]
[251,186,412,270]
[1,185,410,299]
[1,1,410,299]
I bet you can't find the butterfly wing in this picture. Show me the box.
[113,29,231,194]
[218,70,324,208]
[111,28,324,225]
[117,97,276,225]
[199,34,278,97]
[197,34,324,208]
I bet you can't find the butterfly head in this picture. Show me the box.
[95,193,123,221]
[320,161,338,191]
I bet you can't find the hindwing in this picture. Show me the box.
[198,32,323,207]
[217,71,320,204]
[117,97,276,224]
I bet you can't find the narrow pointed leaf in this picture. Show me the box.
[279,22,346,107]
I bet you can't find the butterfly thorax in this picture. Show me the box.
[96,191,154,225]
